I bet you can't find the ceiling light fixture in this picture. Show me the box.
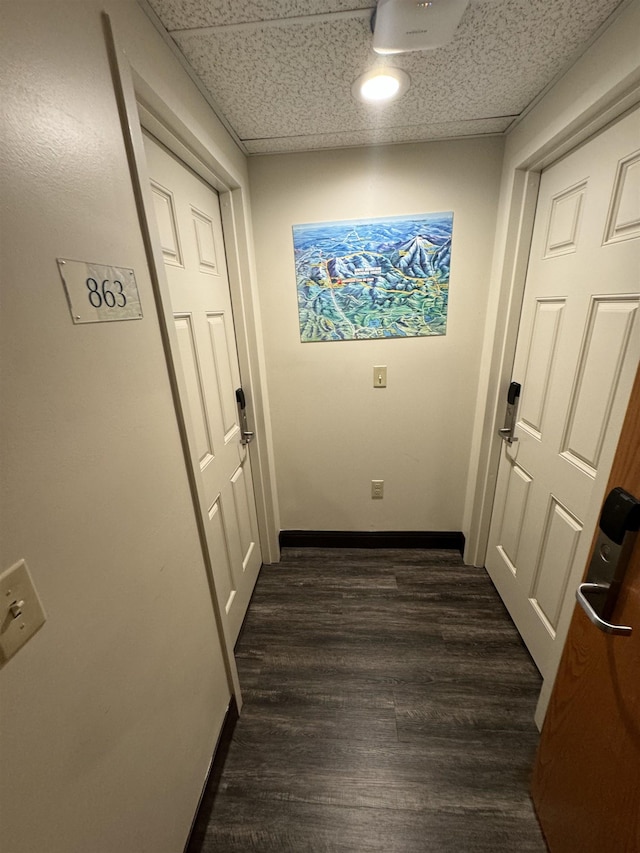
[353,68,410,104]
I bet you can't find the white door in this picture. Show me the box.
[143,132,262,644]
[486,108,640,679]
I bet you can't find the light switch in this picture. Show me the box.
[0,559,46,665]
[373,365,387,388]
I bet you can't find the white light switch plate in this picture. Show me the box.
[373,365,387,387]
[0,559,46,665]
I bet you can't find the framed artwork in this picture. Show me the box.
[293,212,453,342]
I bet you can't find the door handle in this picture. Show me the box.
[498,381,521,444]
[576,583,632,635]
[576,487,640,636]
[235,387,255,446]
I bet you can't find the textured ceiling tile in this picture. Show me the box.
[173,15,517,138]
[244,117,512,154]
[445,0,624,111]
[151,0,625,153]
[149,0,373,31]
[173,16,380,138]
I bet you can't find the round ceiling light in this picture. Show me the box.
[352,68,410,104]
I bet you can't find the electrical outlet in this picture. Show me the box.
[371,480,384,499]
[0,559,46,665]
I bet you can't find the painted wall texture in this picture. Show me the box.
[249,138,504,533]
[0,2,243,851]
[2,0,638,849]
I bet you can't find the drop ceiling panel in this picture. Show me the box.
[144,0,626,154]
[244,117,514,155]
[151,0,373,30]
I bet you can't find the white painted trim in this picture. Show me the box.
[135,72,280,568]
[103,12,282,705]
[217,189,282,562]
[134,99,281,568]
[465,85,640,569]
[103,13,241,705]
[463,12,640,725]
[463,168,540,566]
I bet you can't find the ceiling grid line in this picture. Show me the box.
[166,9,375,36]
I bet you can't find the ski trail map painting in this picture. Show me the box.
[293,212,453,342]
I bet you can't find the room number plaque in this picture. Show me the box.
[57,258,143,324]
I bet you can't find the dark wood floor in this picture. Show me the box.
[194,548,547,852]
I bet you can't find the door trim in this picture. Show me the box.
[103,13,280,703]
[133,93,280,574]
[464,71,640,722]
[466,88,640,572]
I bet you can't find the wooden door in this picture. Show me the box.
[531,363,640,851]
[143,132,262,644]
[485,107,640,679]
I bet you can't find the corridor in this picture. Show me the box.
[190,548,546,851]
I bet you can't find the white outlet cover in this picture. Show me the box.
[371,480,385,499]
[0,559,46,665]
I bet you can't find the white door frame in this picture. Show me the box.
[465,86,640,570]
[104,14,281,704]
[464,55,640,723]
[134,88,280,574]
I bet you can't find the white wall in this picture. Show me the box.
[249,139,504,533]
[0,2,256,851]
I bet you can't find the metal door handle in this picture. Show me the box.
[576,488,639,636]
[498,381,521,444]
[576,583,632,636]
[236,386,255,447]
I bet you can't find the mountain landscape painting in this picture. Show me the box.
[293,212,454,342]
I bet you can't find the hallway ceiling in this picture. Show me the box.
[139,0,628,155]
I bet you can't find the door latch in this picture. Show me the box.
[576,487,640,635]
[498,381,521,444]
[235,387,255,445]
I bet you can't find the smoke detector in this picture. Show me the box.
[372,0,470,54]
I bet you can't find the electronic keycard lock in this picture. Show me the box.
[576,487,640,636]
[235,387,255,446]
[498,381,521,445]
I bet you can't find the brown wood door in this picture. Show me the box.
[531,363,640,851]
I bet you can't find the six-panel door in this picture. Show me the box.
[143,132,262,644]
[486,109,640,678]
